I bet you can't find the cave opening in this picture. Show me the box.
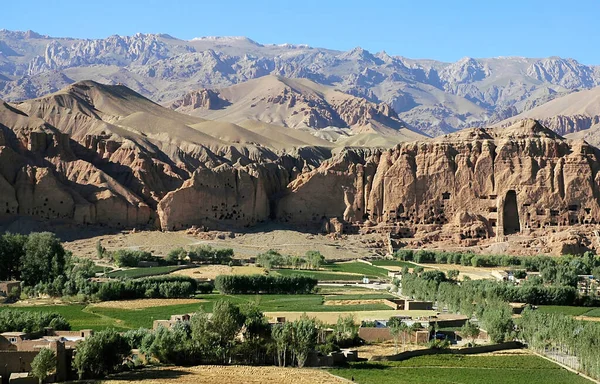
[503,190,520,235]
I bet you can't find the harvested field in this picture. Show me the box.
[356,341,429,360]
[104,365,347,384]
[323,299,386,306]
[263,310,436,324]
[171,265,265,279]
[420,263,500,280]
[90,299,205,310]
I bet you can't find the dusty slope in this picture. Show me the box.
[3,30,600,136]
[169,75,427,138]
[497,87,600,138]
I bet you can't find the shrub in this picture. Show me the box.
[215,274,317,294]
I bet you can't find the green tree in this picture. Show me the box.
[388,317,409,353]
[447,269,460,281]
[31,348,56,384]
[480,301,514,343]
[0,233,27,281]
[331,314,358,347]
[167,247,188,265]
[21,233,67,287]
[305,250,325,270]
[290,314,318,368]
[95,240,106,259]
[73,329,130,379]
[272,322,292,367]
[190,301,245,364]
[460,321,480,345]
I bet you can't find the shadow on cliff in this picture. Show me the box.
[0,215,126,242]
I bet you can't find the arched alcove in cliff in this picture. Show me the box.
[503,190,520,235]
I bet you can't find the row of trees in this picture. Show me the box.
[111,249,163,268]
[399,267,600,380]
[215,275,317,294]
[167,245,234,265]
[73,301,360,379]
[400,271,516,343]
[396,249,600,287]
[518,307,600,379]
[255,250,325,271]
[96,276,199,301]
[0,309,70,333]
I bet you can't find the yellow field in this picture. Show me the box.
[171,265,265,279]
[323,299,385,306]
[104,365,348,384]
[263,310,437,324]
[89,299,205,310]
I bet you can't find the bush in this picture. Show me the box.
[215,274,317,294]
[394,249,414,261]
[0,309,70,333]
[414,250,436,264]
[74,329,131,379]
[96,276,198,301]
[112,250,157,267]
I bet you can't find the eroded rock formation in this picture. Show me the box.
[277,120,600,241]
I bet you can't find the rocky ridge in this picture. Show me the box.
[170,75,417,136]
[2,80,600,252]
[2,30,600,136]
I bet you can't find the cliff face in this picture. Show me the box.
[0,81,317,229]
[277,120,600,240]
[3,30,600,137]
[3,80,600,241]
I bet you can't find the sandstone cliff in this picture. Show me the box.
[277,120,600,241]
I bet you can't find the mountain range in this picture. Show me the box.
[2,29,600,137]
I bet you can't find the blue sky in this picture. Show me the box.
[3,0,599,64]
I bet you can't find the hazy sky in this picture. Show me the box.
[4,0,599,64]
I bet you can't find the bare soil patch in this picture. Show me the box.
[323,299,386,306]
[171,265,265,280]
[104,365,347,384]
[90,299,204,310]
[64,225,388,260]
[263,310,436,324]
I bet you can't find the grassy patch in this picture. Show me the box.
[329,355,591,384]
[107,265,182,279]
[323,262,389,278]
[8,291,392,330]
[323,294,394,301]
[536,306,598,317]
[371,260,417,268]
[272,269,364,281]
[2,305,127,331]
[581,308,600,317]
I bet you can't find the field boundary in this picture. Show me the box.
[533,351,599,384]
[371,341,524,361]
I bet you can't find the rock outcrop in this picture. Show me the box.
[3,29,600,136]
[169,76,415,136]
[4,79,600,248]
[277,120,600,241]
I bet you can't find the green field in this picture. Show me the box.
[329,354,591,384]
[537,306,600,317]
[323,261,389,278]
[107,265,182,278]
[323,293,394,301]
[272,268,365,281]
[371,260,418,268]
[2,305,128,331]
[3,293,391,330]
